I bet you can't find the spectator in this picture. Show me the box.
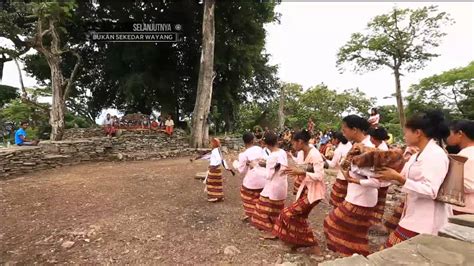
[103,113,116,137]
[165,115,174,136]
[307,117,315,134]
[368,108,380,128]
[151,119,159,130]
[15,121,39,146]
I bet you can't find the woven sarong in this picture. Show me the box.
[384,225,418,248]
[251,196,285,232]
[324,201,374,256]
[329,179,348,208]
[206,168,223,200]
[240,185,263,217]
[272,190,320,247]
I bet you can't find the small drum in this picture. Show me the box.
[436,154,468,207]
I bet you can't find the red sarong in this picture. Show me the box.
[384,225,418,248]
[206,168,224,200]
[329,179,348,208]
[165,126,173,136]
[104,125,117,136]
[293,174,304,195]
[272,190,320,247]
[324,201,374,257]
[251,196,285,232]
[240,185,263,218]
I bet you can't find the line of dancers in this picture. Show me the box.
[202,110,474,256]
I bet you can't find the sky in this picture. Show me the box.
[1,1,473,121]
[264,1,474,106]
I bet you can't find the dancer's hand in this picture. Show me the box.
[342,170,359,184]
[374,167,405,184]
[283,166,305,176]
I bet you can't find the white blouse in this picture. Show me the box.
[399,139,451,234]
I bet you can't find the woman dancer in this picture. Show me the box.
[272,130,325,255]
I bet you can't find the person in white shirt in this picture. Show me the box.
[252,131,288,238]
[324,132,352,208]
[102,113,117,137]
[324,115,380,257]
[206,138,224,202]
[165,115,174,136]
[446,119,474,215]
[374,110,451,248]
[273,129,325,255]
[235,132,267,220]
[368,108,380,128]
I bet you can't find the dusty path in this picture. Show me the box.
[0,157,351,264]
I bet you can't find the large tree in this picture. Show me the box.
[0,1,81,140]
[337,6,452,128]
[191,0,216,148]
[19,0,279,135]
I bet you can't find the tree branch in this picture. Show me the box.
[63,50,82,100]
[451,86,465,115]
[20,97,50,113]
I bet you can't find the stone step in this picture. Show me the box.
[438,222,474,243]
[367,234,473,265]
[449,214,474,228]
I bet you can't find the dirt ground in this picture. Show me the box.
[0,157,387,265]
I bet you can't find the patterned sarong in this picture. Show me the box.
[329,179,348,208]
[370,187,388,225]
[293,174,305,195]
[251,196,285,232]
[272,190,320,247]
[324,201,374,256]
[206,168,224,200]
[384,225,418,248]
[240,185,263,217]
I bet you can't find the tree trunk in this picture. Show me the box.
[14,58,28,99]
[190,0,215,148]
[203,122,210,146]
[394,69,406,128]
[278,85,285,130]
[49,57,66,141]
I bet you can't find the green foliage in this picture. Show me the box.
[25,127,39,140]
[0,98,94,140]
[0,85,19,108]
[383,123,402,143]
[337,5,453,128]
[0,99,50,139]
[407,61,474,119]
[20,1,279,129]
[235,83,376,132]
[65,113,94,128]
[337,6,452,74]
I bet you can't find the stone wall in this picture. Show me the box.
[0,134,194,180]
[63,128,104,139]
[63,127,187,139]
[1,128,246,180]
[220,137,244,150]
